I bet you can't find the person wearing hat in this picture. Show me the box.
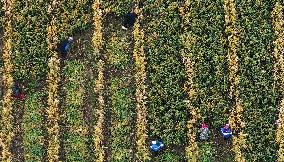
[150,138,164,152]
[221,123,232,139]
[199,122,210,141]
[122,11,137,30]
[57,37,74,59]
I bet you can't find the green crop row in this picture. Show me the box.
[22,92,44,162]
[57,0,93,40]
[62,60,88,161]
[182,0,230,161]
[102,0,134,16]
[110,77,135,161]
[143,1,187,160]
[12,0,49,84]
[188,0,229,127]
[236,0,277,161]
[106,24,135,160]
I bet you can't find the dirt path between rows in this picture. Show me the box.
[102,12,136,161]
[11,101,24,162]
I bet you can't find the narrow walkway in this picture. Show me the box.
[103,12,136,161]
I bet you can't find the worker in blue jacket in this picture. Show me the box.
[57,37,74,59]
[221,123,232,139]
[122,12,137,30]
[150,139,164,152]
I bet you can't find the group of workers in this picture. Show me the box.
[11,10,232,154]
[199,122,232,141]
[10,10,238,154]
[150,123,233,153]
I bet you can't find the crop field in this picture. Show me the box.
[0,0,284,162]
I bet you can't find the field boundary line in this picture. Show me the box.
[133,3,151,161]
[179,1,200,161]
[224,0,247,161]
[272,2,284,161]
[92,1,106,161]
[1,0,15,161]
[46,0,61,161]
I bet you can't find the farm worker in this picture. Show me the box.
[221,123,232,139]
[150,139,164,152]
[199,122,210,141]
[122,12,137,30]
[57,37,74,59]
[12,81,25,101]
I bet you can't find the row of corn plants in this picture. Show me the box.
[12,0,49,83]
[56,0,95,160]
[272,2,284,161]
[144,1,187,160]
[58,1,94,160]
[181,0,230,161]
[92,1,106,161]
[188,0,229,128]
[179,0,200,161]
[133,4,150,162]
[106,25,135,161]
[46,0,61,161]
[0,0,15,161]
[109,75,135,161]
[224,0,246,161]
[62,60,88,161]
[236,0,277,161]
[57,0,93,39]
[12,1,50,161]
[22,92,45,161]
[102,0,134,16]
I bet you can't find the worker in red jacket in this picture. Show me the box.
[12,81,25,101]
[199,122,210,141]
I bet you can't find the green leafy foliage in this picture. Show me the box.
[102,0,134,16]
[236,0,277,161]
[144,1,187,159]
[12,0,49,84]
[63,60,88,161]
[110,77,135,162]
[23,92,44,162]
[188,0,229,127]
[105,17,135,161]
[157,151,185,162]
[198,142,215,162]
[58,0,93,39]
